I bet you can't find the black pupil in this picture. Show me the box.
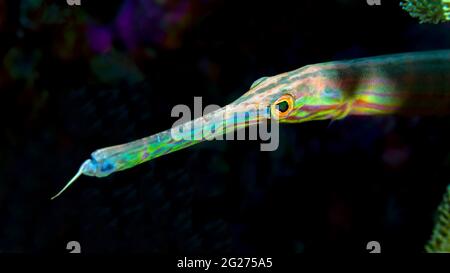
[276,101,289,113]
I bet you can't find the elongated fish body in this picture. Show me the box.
[52,50,450,199]
[80,50,450,175]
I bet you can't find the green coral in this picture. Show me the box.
[400,0,450,24]
[426,185,450,253]
[400,0,450,253]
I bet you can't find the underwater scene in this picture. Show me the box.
[1,0,450,259]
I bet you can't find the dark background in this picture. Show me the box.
[0,0,450,253]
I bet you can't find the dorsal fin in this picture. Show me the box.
[250,76,268,89]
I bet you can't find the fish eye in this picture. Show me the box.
[277,101,289,113]
[271,94,294,119]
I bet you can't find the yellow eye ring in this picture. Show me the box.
[271,94,294,119]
